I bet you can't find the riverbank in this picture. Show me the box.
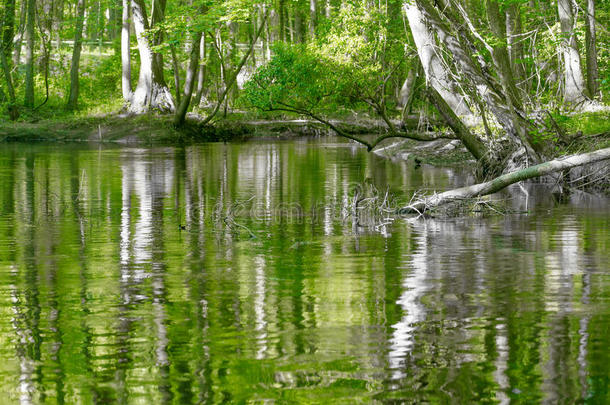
[1,110,608,172]
[0,112,403,144]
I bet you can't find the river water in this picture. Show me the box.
[0,140,608,403]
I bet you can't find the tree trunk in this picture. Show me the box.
[557,0,587,104]
[2,0,15,58]
[121,0,132,101]
[309,0,316,38]
[584,0,599,98]
[426,87,487,162]
[404,3,471,117]
[38,0,52,69]
[506,3,525,91]
[399,147,610,215]
[263,5,271,60]
[66,0,86,109]
[398,66,417,111]
[417,0,538,161]
[12,0,26,66]
[199,13,267,126]
[192,35,206,106]
[150,0,166,84]
[174,31,202,126]
[487,0,522,110]
[23,0,35,108]
[171,45,181,105]
[294,7,304,42]
[1,0,18,119]
[129,0,174,113]
[279,0,286,41]
[53,0,64,51]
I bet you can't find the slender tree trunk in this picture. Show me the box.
[192,35,206,106]
[506,3,525,92]
[199,13,267,126]
[557,0,587,103]
[129,0,174,113]
[584,0,599,98]
[2,0,15,58]
[24,0,35,107]
[12,0,26,65]
[2,0,18,119]
[294,7,304,42]
[121,0,132,101]
[404,2,471,117]
[279,0,286,41]
[171,45,181,104]
[262,5,271,60]
[288,7,294,42]
[38,0,52,68]
[53,0,64,51]
[398,61,419,119]
[309,0,317,38]
[66,0,86,109]
[174,31,203,126]
[150,0,167,85]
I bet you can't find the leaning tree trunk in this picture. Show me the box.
[415,0,539,171]
[12,0,25,66]
[584,0,599,98]
[557,0,587,104]
[66,0,86,109]
[23,0,35,108]
[174,31,203,126]
[404,2,472,117]
[121,0,132,102]
[129,0,174,113]
[399,147,610,214]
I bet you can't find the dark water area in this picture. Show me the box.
[0,140,608,404]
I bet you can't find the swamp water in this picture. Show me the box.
[0,140,608,403]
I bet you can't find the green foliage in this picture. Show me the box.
[243,44,353,115]
[558,111,610,135]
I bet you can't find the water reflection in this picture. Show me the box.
[0,141,608,403]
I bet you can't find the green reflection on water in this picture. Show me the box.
[0,141,608,404]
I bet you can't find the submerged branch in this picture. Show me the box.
[398,147,610,215]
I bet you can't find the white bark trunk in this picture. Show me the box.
[121,0,132,102]
[557,0,587,104]
[404,3,472,117]
[129,0,174,113]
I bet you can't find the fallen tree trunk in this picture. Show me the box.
[398,147,610,215]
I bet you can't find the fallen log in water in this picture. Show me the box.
[397,147,610,215]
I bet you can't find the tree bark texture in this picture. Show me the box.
[67,0,86,109]
[557,0,587,103]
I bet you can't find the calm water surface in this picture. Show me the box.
[0,140,608,404]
